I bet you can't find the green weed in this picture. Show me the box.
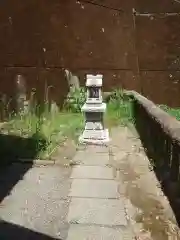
[159,104,180,121]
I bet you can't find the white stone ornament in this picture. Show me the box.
[79,74,109,145]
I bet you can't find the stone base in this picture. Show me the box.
[79,129,110,145]
[81,103,106,112]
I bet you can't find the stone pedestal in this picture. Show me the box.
[79,74,109,144]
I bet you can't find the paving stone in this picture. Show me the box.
[85,145,109,153]
[69,179,119,198]
[67,225,134,240]
[72,151,109,166]
[67,198,127,226]
[70,166,113,179]
[0,165,71,239]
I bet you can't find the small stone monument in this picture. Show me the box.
[79,74,109,144]
[16,74,28,113]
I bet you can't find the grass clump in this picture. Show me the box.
[159,105,180,121]
[0,90,84,162]
[2,110,83,159]
[63,87,86,113]
[106,89,134,127]
[0,87,133,163]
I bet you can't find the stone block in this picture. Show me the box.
[68,179,119,198]
[67,198,127,226]
[70,166,113,179]
[67,225,133,240]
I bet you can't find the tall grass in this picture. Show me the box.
[0,87,133,161]
[0,88,83,160]
[63,87,86,113]
[106,89,134,127]
[63,87,134,127]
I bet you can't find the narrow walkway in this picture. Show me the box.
[66,126,180,239]
[0,126,179,239]
[67,144,134,239]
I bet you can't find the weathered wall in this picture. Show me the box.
[134,0,180,107]
[0,0,137,117]
[135,12,180,106]
[0,0,180,117]
[130,90,180,223]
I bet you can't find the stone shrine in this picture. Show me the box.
[79,74,109,144]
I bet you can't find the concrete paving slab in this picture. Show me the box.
[67,225,134,240]
[84,145,109,153]
[0,165,71,239]
[72,151,109,166]
[7,165,72,199]
[67,198,127,226]
[70,166,113,179]
[68,179,119,198]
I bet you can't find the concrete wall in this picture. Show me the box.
[0,0,180,118]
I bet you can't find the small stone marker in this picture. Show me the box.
[79,74,109,144]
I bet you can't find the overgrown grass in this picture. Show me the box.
[159,105,180,121]
[63,87,86,113]
[0,87,133,162]
[0,89,84,161]
[0,109,83,160]
[106,89,134,127]
[63,87,134,127]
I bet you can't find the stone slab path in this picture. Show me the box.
[0,164,72,239]
[0,126,180,239]
[66,145,134,240]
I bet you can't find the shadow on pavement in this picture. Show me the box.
[0,134,61,239]
[0,133,47,203]
[0,220,61,240]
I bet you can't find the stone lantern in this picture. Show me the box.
[79,74,109,144]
